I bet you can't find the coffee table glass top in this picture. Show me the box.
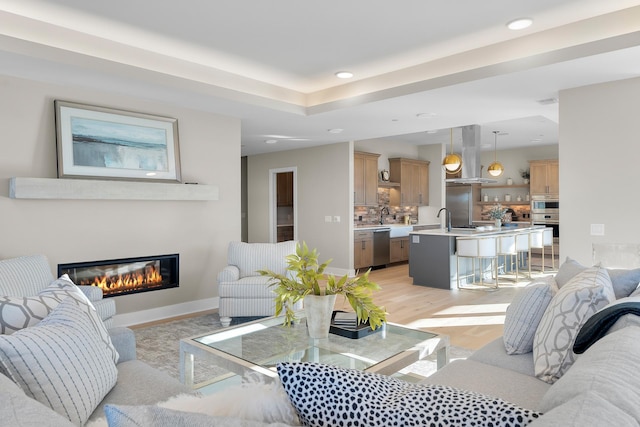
[180,312,449,388]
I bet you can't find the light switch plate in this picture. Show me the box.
[590,224,605,236]
[324,215,332,223]
[333,216,341,223]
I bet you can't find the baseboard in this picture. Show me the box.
[113,297,219,327]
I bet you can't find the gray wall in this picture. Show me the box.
[0,75,241,324]
[247,142,352,273]
[559,76,640,264]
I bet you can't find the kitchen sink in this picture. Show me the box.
[389,226,413,238]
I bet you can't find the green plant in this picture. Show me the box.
[520,169,530,179]
[488,203,508,220]
[258,242,387,330]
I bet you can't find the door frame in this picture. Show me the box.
[269,166,298,243]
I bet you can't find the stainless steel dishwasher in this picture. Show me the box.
[372,228,390,267]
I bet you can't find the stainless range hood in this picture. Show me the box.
[445,124,497,184]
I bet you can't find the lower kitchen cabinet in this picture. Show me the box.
[390,237,410,263]
[354,230,373,270]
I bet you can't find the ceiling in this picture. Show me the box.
[1,0,640,156]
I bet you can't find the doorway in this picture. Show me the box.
[271,167,297,243]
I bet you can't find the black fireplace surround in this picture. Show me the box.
[58,254,179,298]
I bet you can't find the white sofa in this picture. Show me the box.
[217,240,300,327]
[0,255,192,426]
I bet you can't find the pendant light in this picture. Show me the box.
[487,131,504,177]
[442,128,462,174]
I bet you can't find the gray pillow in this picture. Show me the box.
[554,257,588,288]
[607,268,640,299]
[503,279,557,354]
[0,298,118,425]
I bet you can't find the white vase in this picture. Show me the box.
[494,219,502,228]
[304,294,337,339]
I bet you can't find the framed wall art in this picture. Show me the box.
[55,100,181,182]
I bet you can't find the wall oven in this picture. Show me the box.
[531,196,559,237]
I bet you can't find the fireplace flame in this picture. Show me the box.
[80,265,163,295]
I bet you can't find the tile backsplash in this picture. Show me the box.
[354,188,417,226]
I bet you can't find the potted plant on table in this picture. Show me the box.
[520,169,530,184]
[258,242,387,338]
[488,204,508,228]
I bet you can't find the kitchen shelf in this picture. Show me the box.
[377,181,400,188]
[9,177,219,201]
[479,201,530,205]
[480,184,529,189]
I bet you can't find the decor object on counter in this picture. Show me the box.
[520,168,530,184]
[442,128,462,174]
[487,131,504,177]
[488,203,508,227]
[55,100,181,182]
[258,242,386,336]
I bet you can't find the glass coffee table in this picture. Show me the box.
[179,313,449,390]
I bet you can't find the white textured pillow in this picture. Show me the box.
[503,278,557,354]
[0,297,118,426]
[277,362,541,427]
[0,274,92,334]
[533,266,615,383]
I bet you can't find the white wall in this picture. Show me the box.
[0,75,241,322]
[559,76,640,264]
[479,145,559,186]
[247,142,352,273]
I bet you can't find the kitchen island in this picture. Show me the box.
[408,224,544,289]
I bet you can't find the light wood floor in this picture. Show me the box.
[134,256,557,351]
[335,262,556,350]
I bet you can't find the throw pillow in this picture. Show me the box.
[533,266,615,384]
[503,278,557,354]
[0,298,118,426]
[277,362,541,427]
[0,274,92,334]
[607,268,640,299]
[553,257,588,288]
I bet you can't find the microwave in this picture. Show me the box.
[531,199,559,211]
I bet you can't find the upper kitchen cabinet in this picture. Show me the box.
[389,158,430,206]
[529,159,559,197]
[354,151,380,206]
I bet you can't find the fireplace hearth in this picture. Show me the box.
[58,254,179,298]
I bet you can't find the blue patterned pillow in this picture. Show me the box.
[277,362,540,427]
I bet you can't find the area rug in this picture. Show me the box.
[134,312,473,384]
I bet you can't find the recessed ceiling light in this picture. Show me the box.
[416,112,437,119]
[335,71,354,79]
[507,18,533,30]
[265,139,277,144]
[426,130,438,134]
[328,128,344,134]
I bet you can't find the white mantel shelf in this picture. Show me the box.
[9,177,219,201]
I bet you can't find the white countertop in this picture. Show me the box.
[354,223,439,231]
[411,224,544,237]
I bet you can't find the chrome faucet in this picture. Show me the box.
[437,208,452,232]
[379,206,390,225]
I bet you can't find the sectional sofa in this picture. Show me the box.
[3,255,640,426]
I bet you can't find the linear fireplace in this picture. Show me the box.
[58,254,179,298]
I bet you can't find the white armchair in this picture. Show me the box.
[217,240,301,327]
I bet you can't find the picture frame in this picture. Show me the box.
[54,100,181,182]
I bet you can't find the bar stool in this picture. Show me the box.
[530,228,555,272]
[515,230,532,279]
[496,233,520,283]
[456,235,499,290]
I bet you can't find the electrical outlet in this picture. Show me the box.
[590,224,605,236]
[333,216,341,223]
[324,215,332,223]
